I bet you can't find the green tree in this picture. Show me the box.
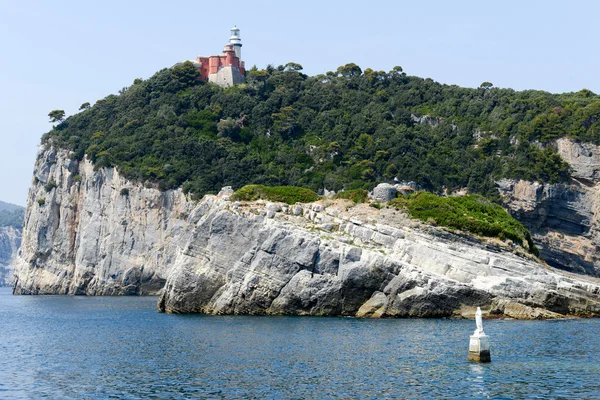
[38,60,583,201]
[336,63,362,78]
[79,102,91,111]
[217,118,241,140]
[480,82,494,90]
[171,61,200,86]
[48,109,65,123]
[284,62,303,72]
[389,65,404,78]
[384,163,398,179]
[272,106,298,137]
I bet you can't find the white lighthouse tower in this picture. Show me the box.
[229,25,242,59]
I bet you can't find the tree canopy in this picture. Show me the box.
[41,62,600,200]
[48,110,65,123]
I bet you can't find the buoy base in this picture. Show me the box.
[468,334,491,363]
[468,349,491,362]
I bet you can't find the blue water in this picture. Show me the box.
[1,287,599,399]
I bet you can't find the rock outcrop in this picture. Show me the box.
[14,147,600,318]
[157,196,600,318]
[499,138,600,277]
[13,148,192,295]
[372,183,397,202]
[0,226,21,286]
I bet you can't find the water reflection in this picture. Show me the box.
[468,363,490,399]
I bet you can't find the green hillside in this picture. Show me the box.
[43,62,599,199]
[0,200,23,212]
[0,201,24,229]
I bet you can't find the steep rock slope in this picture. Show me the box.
[14,147,600,318]
[157,196,600,318]
[500,138,600,277]
[13,148,191,295]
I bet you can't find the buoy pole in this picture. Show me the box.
[468,307,491,362]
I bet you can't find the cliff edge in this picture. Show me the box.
[156,194,600,318]
[13,148,600,318]
[499,138,600,277]
[13,148,190,295]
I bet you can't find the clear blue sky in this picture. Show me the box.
[1,0,598,206]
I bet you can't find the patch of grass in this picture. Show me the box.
[389,192,538,255]
[333,189,369,203]
[232,185,319,205]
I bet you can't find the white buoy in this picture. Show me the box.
[468,307,491,362]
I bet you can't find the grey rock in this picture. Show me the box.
[158,197,600,318]
[13,148,190,295]
[411,114,442,127]
[372,183,397,202]
[496,138,600,277]
[557,138,600,182]
[14,147,600,319]
[312,204,324,212]
[266,202,281,213]
[218,186,234,197]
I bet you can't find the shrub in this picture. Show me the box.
[120,188,130,196]
[44,179,57,192]
[390,192,538,255]
[71,174,82,182]
[232,185,319,205]
[38,198,46,206]
[333,189,369,203]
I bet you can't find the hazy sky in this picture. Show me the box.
[1,0,598,206]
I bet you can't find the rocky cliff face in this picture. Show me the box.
[13,148,192,295]
[0,226,21,286]
[499,138,600,277]
[156,196,600,318]
[14,147,600,318]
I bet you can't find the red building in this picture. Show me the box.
[196,45,245,82]
[194,26,245,87]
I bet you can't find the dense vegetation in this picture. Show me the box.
[232,185,319,205]
[390,192,537,254]
[43,61,599,200]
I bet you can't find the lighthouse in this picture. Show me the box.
[229,25,242,59]
[190,26,246,87]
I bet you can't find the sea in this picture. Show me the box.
[0,287,599,399]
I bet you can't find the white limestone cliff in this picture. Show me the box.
[13,148,191,295]
[157,196,600,318]
[13,147,600,318]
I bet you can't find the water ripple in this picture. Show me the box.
[1,288,599,399]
